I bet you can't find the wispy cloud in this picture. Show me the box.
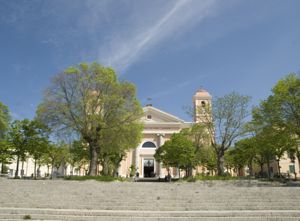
[143,74,210,103]
[1,0,220,73]
[97,0,219,73]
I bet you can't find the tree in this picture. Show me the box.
[0,140,13,173]
[0,101,11,173]
[8,119,30,178]
[251,74,300,177]
[27,120,50,178]
[37,62,143,176]
[8,119,50,178]
[154,133,197,177]
[69,140,89,175]
[201,92,251,175]
[198,147,217,175]
[99,123,142,176]
[0,101,10,139]
[231,137,258,176]
[45,143,70,178]
[181,124,209,175]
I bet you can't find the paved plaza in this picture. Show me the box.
[0,178,300,220]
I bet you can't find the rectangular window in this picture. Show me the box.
[289,165,295,173]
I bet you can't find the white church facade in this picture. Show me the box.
[118,89,212,178]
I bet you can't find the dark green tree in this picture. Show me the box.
[69,140,89,175]
[0,101,11,173]
[252,73,300,176]
[0,101,10,139]
[8,119,30,178]
[154,133,197,177]
[231,137,258,176]
[8,119,50,178]
[198,147,217,175]
[0,140,13,173]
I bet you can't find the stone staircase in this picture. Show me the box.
[0,178,300,220]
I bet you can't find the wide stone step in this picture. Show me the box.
[0,208,300,220]
[1,204,300,211]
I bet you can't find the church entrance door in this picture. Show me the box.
[143,159,154,177]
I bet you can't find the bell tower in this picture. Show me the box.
[193,89,212,123]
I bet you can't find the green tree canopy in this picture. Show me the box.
[37,62,143,176]
[154,133,197,176]
[8,119,50,178]
[252,73,300,174]
[0,101,10,139]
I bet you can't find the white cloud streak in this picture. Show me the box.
[0,1,219,73]
[98,0,219,73]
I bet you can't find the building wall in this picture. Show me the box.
[251,152,299,178]
[6,158,49,178]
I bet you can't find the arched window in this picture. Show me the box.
[142,141,156,148]
[201,101,206,107]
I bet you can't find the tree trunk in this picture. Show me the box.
[14,155,20,178]
[47,165,50,177]
[1,163,5,174]
[113,159,122,177]
[186,166,193,177]
[51,161,54,179]
[34,160,37,179]
[267,160,271,180]
[248,162,253,177]
[277,159,281,175]
[259,163,262,174]
[88,144,99,176]
[21,161,24,177]
[216,153,224,176]
[296,149,300,180]
[101,156,110,176]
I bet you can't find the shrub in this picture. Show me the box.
[194,174,239,181]
[64,175,125,182]
[23,215,31,219]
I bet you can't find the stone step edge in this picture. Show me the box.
[1,207,300,214]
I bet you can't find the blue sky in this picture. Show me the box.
[0,0,299,121]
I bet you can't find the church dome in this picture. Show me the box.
[193,89,212,99]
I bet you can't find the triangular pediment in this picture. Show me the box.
[141,106,185,123]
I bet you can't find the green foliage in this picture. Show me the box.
[202,92,251,175]
[7,119,50,177]
[194,174,239,181]
[64,175,124,182]
[23,215,31,220]
[43,143,71,177]
[226,138,257,170]
[181,124,209,151]
[69,140,89,170]
[99,121,143,176]
[154,133,197,172]
[37,62,143,176]
[251,73,300,177]
[198,147,217,172]
[0,101,10,139]
[0,139,13,173]
[129,164,136,177]
[212,92,251,147]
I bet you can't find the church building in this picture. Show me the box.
[118,89,212,178]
